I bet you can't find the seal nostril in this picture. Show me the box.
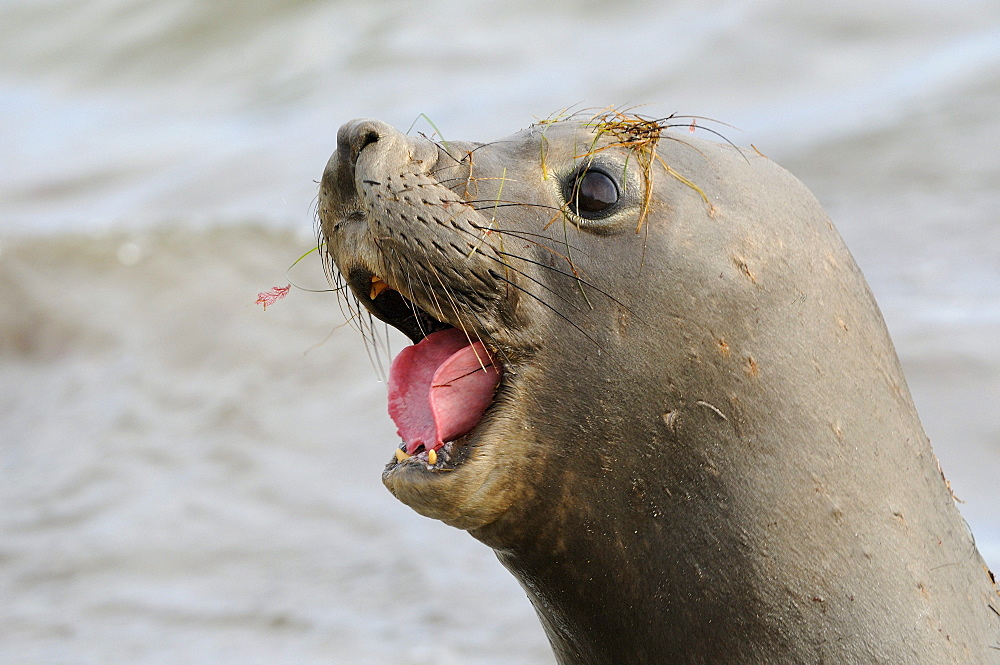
[350,127,381,165]
[335,120,389,171]
[359,130,379,153]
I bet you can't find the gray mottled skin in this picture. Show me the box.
[318,116,1000,664]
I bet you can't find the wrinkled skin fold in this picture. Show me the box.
[318,113,1000,664]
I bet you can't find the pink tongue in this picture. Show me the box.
[387,328,502,455]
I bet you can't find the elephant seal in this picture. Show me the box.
[318,111,1000,664]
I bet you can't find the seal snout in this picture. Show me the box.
[327,119,390,210]
[318,117,535,530]
[322,119,415,221]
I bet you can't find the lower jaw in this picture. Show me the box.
[379,379,523,529]
[386,434,475,474]
[380,427,517,531]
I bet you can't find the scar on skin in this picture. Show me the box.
[696,400,728,421]
[733,256,757,283]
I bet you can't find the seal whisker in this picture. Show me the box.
[465,318,514,369]
[432,176,478,189]
[427,139,513,175]
[445,217,577,265]
[396,244,471,342]
[553,203,594,309]
[475,251,583,313]
[447,224,606,310]
[437,176,520,188]
[394,260,425,338]
[466,201,562,213]
[425,265,493,369]
[336,283,375,342]
[466,222,591,256]
[354,309,389,384]
[303,309,364,357]
[486,268,607,354]
[656,123,748,163]
[464,226,596,283]
[491,248,645,323]
[393,247,439,341]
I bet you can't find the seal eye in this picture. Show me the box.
[568,169,619,218]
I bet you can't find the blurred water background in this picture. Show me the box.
[1,1,998,663]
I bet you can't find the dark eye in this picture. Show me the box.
[569,169,619,218]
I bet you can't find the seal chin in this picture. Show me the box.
[381,411,516,530]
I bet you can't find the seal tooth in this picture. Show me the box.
[394,448,411,462]
[427,448,438,465]
[370,276,390,300]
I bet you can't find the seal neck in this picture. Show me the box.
[482,453,795,664]
[469,343,998,664]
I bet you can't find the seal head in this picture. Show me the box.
[319,113,1000,664]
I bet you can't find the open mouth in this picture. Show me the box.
[348,269,504,471]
